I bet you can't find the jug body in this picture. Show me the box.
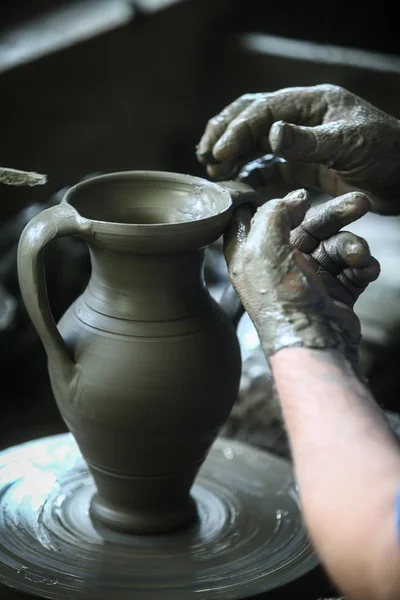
[17,171,245,533]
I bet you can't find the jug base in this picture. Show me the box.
[90,492,198,534]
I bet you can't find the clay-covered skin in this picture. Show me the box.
[196,84,400,215]
[224,190,380,367]
[0,166,47,186]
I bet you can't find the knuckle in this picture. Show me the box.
[241,93,257,103]
[317,83,343,96]
[345,231,369,250]
[208,115,223,128]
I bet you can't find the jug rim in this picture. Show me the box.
[63,170,233,229]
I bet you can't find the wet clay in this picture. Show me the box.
[17,171,253,534]
[224,189,379,367]
[0,433,318,599]
[0,166,47,186]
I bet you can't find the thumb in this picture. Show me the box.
[223,204,255,267]
[270,120,349,166]
[246,189,310,261]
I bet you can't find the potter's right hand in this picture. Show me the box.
[224,190,379,367]
[197,85,400,215]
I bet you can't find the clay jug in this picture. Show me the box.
[17,171,253,534]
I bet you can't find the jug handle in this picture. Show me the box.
[217,181,264,329]
[17,202,91,373]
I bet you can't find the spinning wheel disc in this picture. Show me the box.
[0,434,317,599]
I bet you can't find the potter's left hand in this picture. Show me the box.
[196,85,400,215]
[224,190,379,367]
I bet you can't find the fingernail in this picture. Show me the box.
[214,135,237,160]
[196,139,208,156]
[207,163,238,180]
[213,137,226,156]
[285,189,311,214]
[342,191,366,201]
[345,191,371,211]
[286,188,307,199]
[349,192,366,199]
[275,121,294,149]
[286,188,310,205]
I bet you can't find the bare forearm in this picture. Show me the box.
[269,347,400,600]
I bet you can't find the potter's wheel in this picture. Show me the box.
[0,434,317,599]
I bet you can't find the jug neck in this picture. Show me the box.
[84,247,214,321]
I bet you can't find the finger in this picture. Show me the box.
[311,231,380,303]
[212,99,273,163]
[290,192,371,253]
[339,257,380,290]
[312,231,372,272]
[211,86,327,165]
[270,120,359,169]
[207,160,241,181]
[196,95,255,164]
[245,189,310,265]
[332,258,380,305]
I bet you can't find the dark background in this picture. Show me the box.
[0,2,399,598]
[1,0,400,220]
[1,0,399,443]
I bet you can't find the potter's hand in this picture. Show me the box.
[224,190,380,366]
[197,85,400,215]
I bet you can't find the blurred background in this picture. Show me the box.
[1,1,400,598]
[2,0,400,451]
[2,0,400,452]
